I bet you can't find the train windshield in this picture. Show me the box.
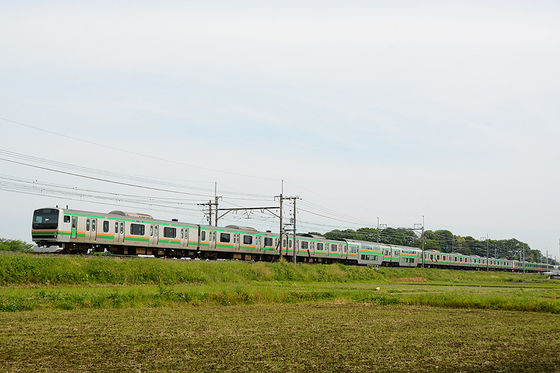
[32,209,59,229]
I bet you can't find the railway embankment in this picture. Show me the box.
[0,252,555,286]
[1,253,559,313]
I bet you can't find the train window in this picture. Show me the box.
[243,235,253,245]
[288,240,292,248]
[265,237,273,247]
[86,219,90,231]
[32,209,59,229]
[92,220,96,232]
[150,226,153,236]
[64,215,70,223]
[301,241,308,249]
[317,243,323,251]
[164,227,176,238]
[331,244,337,252]
[115,222,118,233]
[220,233,231,243]
[130,223,145,236]
[103,221,109,233]
[201,231,206,241]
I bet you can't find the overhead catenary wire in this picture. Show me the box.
[1,118,425,235]
[0,117,279,182]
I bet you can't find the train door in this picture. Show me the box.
[114,222,125,244]
[85,218,97,241]
[91,219,97,241]
[211,231,216,250]
[234,233,240,251]
[71,216,78,239]
[180,228,189,248]
[150,225,159,246]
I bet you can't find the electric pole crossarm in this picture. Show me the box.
[215,206,280,221]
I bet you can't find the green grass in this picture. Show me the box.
[1,253,559,314]
[0,253,554,286]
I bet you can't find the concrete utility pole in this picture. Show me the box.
[197,200,214,225]
[407,217,425,267]
[481,235,489,271]
[376,217,387,243]
[293,197,297,265]
[214,182,222,226]
[487,235,489,271]
[275,180,284,261]
[421,216,425,268]
[279,196,301,265]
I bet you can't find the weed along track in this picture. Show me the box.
[0,254,559,313]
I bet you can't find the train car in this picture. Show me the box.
[347,240,383,267]
[295,234,354,264]
[395,246,421,267]
[32,207,549,273]
[32,207,198,256]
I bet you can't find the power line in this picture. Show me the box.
[0,117,279,181]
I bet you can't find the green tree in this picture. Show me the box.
[0,238,33,252]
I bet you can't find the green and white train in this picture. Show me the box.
[32,206,549,272]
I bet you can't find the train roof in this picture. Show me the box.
[109,210,154,219]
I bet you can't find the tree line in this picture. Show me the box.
[311,227,558,265]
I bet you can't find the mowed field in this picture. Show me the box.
[2,303,560,372]
[1,254,560,372]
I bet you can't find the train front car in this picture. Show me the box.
[32,207,69,248]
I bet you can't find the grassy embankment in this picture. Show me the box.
[0,253,559,313]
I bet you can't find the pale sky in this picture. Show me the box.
[1,1,559,259]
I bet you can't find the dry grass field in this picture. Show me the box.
[1,303,560,372]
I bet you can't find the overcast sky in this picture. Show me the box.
[1,1,559,258]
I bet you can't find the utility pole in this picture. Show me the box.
[214,182,222,226]
[523,244,526,273]
[421,216,425,268]
[293,197,297,265]
[275,181,284,261]
[408,217,424,268]
[197,200,214,225]
[197,183,222,227]
[481,235,489,271]
[376,217,387,243]
[486,234,489,272]
[280,196,300,265]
